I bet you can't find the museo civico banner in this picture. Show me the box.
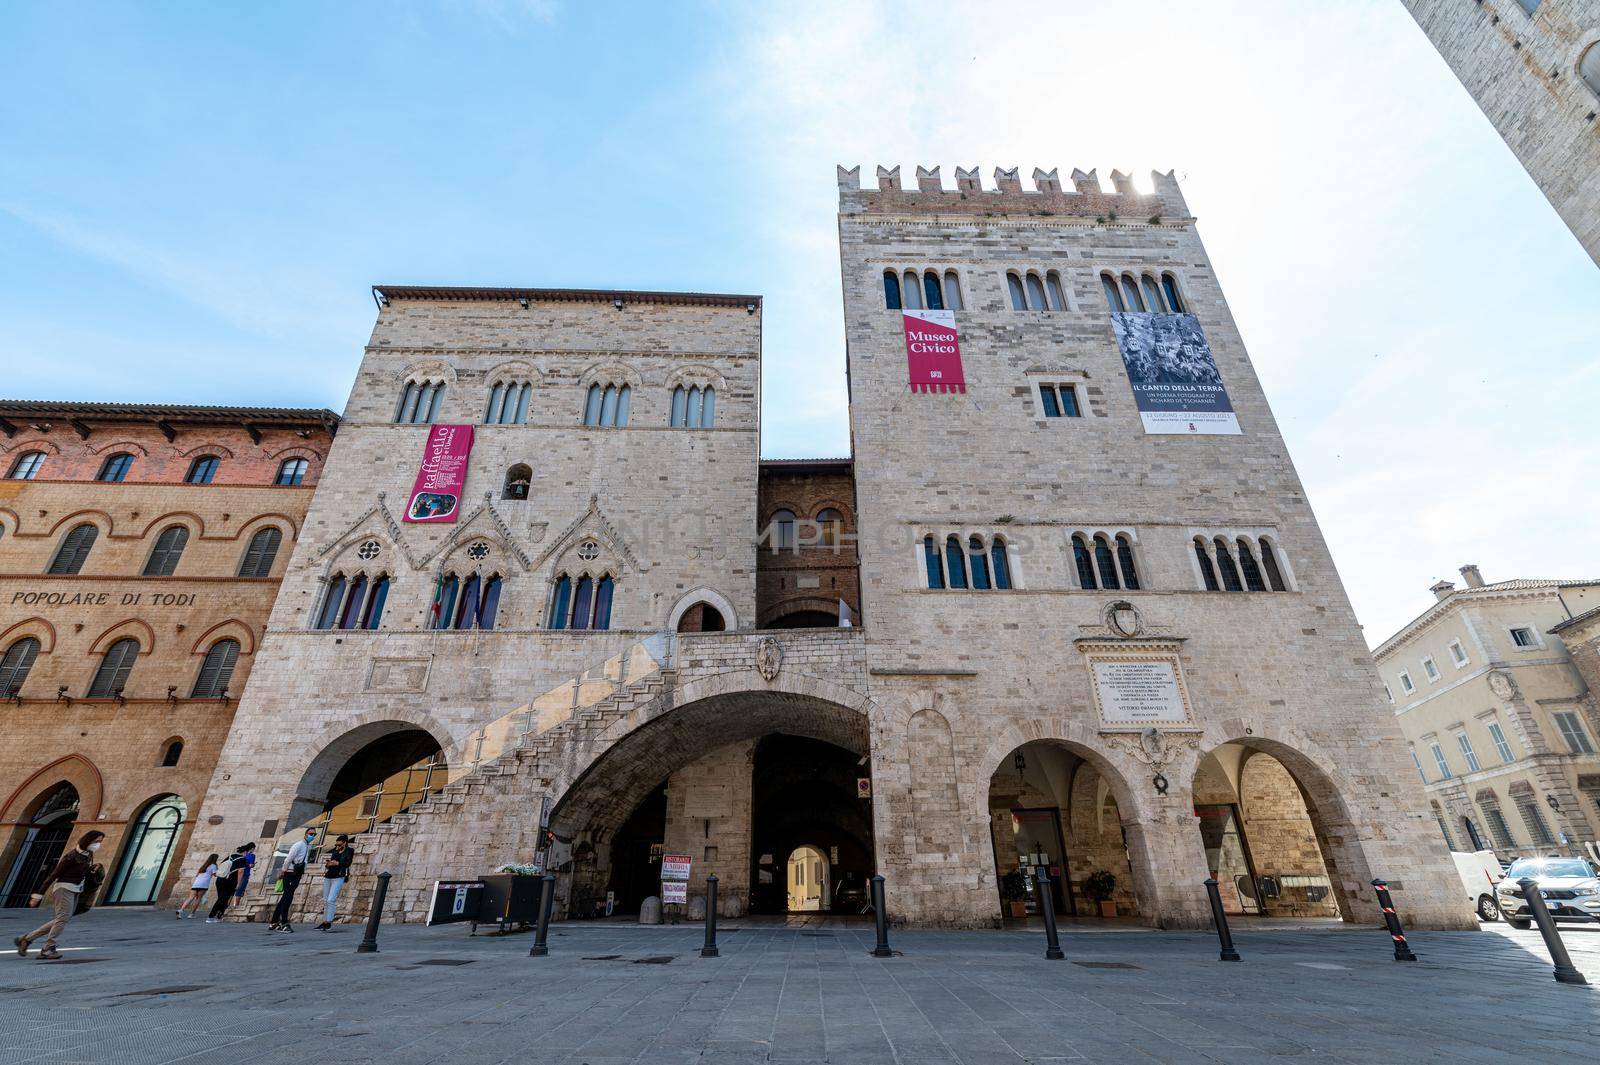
[1110,312,1241,435]
[903,310,966,394]
[403,424,475,523]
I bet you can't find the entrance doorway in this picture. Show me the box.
[2,782,79,907]
[105,795,187,905]
[786,845,829,911]
[1194,803,1261,915]
[751,734,873,915]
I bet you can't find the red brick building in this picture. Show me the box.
[755,458,861,629]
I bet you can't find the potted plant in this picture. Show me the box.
[1085,870,1118,918]
[999,869,1030,918]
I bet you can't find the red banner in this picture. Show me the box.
[403,424,474,523]
[903,310,965,393]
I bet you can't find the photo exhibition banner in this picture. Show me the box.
[403,424,475,523]
[903,309,966,393]
[1110,312,1241,435]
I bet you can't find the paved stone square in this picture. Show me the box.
[1,909,1596,1064]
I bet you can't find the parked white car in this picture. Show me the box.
[1494,856,1600,929]
[1451,849,1504,922]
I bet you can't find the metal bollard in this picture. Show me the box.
[1203,878,1241,962]
[1035,869,1064,960]
[528,874,556,957]
[869,875,893,957]
[355,871,391,955]
[701,875,720,958]
[1370,879,1417,961]
[1517,878,1588,985]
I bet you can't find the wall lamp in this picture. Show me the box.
[1546,794,1561,813]
[218,687,231,706]
[167,686,179,705]
[518,297,530,309]
[613,298,625,311]
[4,687,19,705]
[111,686,127,706]
[745,302,757,315]
[56,686,72,706]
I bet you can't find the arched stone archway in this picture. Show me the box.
[286,719,451,836]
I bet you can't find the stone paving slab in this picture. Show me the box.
[0,909,1596,1064]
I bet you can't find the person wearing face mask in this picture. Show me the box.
[15,830,106,960]
[316,835,353,931]
[268,829,316,933]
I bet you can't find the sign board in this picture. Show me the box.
[403,424,475,523]
[1085,652,1194,728]
[856,777,872,799]
[903,310,966,394]
[1110,312,1240,435]
[661,881,687,904]
[660,854,692,881]
[683,785,730,818]
[426,879,486,926]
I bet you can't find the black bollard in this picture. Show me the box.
[528,874,556,957]
[701,875,720,958]
[1517,878,1589,985]
[1370,879,1417,961]
[1203,878,1241,962]
[355,871,391,955]
[869,874,893,957]
[1035,869,1064,960]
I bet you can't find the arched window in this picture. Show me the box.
[142,525,189,577]
[453,574,481,629]
[8,451,45,480]
[1258,538,1287,591]
[315,575,347,629]
[1093,535,1121,591]
[1235,538,1267,592]
[103,794,186,905]
[901,270,922,310]
[1140,274,1166,313]
[48,523,98,575]
[883,270,902,310]
[433,574,459,629]
[673,385,715,428]
[239,527,282,577]
[1120,275,1145,312]
[571,575,594,629]
[923,535,944,589]
[339,575,369,629]
[1044,272,1066,311]
[770,510,797,551]
[363,575,390,628]
[990,538,1012,590]
[396,380,446,424]
[670,386,688,427]
[1213,538,1244,591]
[1161,273,1185,313]
[1072,535,1097,590]
[1194,538,1220,591]
[968,535,991,590]
[483,380,532,425]
[943,271,963,311]
[0,637,41,697]
[816,508,844,549]
[88,637,139,697]
[478,575,502,629]
[1025,273,1048,311]
[583,384,603,426]
[922,272,944,311]
[585,383,631,427]
[275,458,309,486]
[1582,42,1600,97]
[185,456,220,484]
[592,575,614,630]
[1100,273,1124,312]
[547,574,572,629]
[943,535,968,589]
[97,452,134,482]
[503,464,532,500]
[191,639,239,698]
[161,740,183,767]
[1007,274,1028,311]
[1115,535,1140,590]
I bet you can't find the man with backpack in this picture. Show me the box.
[205,845,246,923]
[268,829,316,932]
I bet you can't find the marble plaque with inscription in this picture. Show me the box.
[1089,658,1192,727]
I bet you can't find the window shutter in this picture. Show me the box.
[49,524,98,575]
[192,640,239,698]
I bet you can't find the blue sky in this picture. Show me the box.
[3,0,1597,641]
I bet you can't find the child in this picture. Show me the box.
[176,853,219,918]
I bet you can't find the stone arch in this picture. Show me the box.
[177,442,236,460]
[84,439,150,457]
[266,443,326,465]
[44,509,114,538]
[317,528,397,580]
[664,363,728,392]
[134,511,206,541]
[667,587,739,632]
[398,360,458,387]
[287,715,454,831]
[908,709,959,855]
[759,597,842,628]
[0,755,104,825]
[186,619,257,656]
[87,618,158,657]
[576,361,643,392]
[1,438,61,459]
[234,512,301,543]
[0,617,57,654]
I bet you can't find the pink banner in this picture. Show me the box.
[903,310,965,393]
[403,424,474,523]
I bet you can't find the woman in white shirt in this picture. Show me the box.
[176,853,219,918]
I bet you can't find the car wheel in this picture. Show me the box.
[1508,918,1531,930]
[1476,895,1499,922]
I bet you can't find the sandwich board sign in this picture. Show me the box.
[661,852,692,905]
[427,880,485,925]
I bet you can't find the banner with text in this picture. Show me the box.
[1110,312,1240,435]
[903,310,966,394]
[403,424,475,523]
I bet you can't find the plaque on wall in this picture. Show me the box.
[683,784,731,818]
[366,657,432,693]
[1083,645,1194,729]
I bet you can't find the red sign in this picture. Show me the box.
[403,424,474,523]
[661,854,692,881]
[903,310,965,394]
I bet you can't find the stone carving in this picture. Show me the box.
[1106,600,1143,638]
[1487,670,1517,700]
[366,657,431,693]
[756,637,783,681]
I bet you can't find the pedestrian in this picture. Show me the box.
[231,841,258,907]
[176,853,219,919]
[15,830,106,960]
[206,846,245,923]
[268,828,315,932]
[316,834,353,931]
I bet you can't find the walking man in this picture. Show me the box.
[15,830,106,960]
[269,829,315,932]
[231,841,257,908]
[316,834,353,931]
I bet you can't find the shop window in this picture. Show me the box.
[276,458,310,486]
[48,523,99,575]
[142,525,190,577]
[185,455,220,484]
[97,452,134,482]
[0,637,41,697]
[8,451,46,480]
[88,637,139,697]
[239,527,282,577]
[191,639,239,699]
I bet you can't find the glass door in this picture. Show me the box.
[1195,803,1261,915]
[1007,808,1069,915]
[106,796,187,904]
